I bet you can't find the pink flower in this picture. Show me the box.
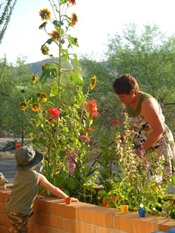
[79,135,90,142]
[68,153,77,175]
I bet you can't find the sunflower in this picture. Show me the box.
[38,92,48,103]
[41,44,50,55]
[90,76,97,90]
[39,8,51,20]
[70,13,78,26]
[32,74,39,84]
[39,21,47,30]
[19,102,27,111]
[30,103,41,112]
[50,30,60,41]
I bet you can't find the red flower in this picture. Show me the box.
[48,108,61,118]
[110,119,121,126]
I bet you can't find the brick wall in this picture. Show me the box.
[0,188,175,233]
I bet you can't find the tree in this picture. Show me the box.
[0,0,17,44]
[106,23,175,132]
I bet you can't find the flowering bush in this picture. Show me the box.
[18,0,99,202]
[17,0,175,217]
[97,113,175,218]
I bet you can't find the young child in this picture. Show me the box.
[6,145,79,233]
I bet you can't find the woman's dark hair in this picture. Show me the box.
[112,74,139,94]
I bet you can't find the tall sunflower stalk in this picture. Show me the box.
[18,0,99,202]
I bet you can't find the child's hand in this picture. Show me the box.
[36,195,45,199]
[70,197,79,202]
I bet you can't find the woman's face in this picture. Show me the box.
[117,91,135,106]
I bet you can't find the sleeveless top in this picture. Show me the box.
[6,170,39,215]
[125,92,175,180]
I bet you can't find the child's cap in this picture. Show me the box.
[15,145,43,170]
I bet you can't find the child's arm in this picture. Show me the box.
[38,173,79,202]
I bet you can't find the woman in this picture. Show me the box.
[112,73,175,182]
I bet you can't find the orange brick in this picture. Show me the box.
[78,205,116,227]
[96,226,117,233]
[0,189,10,202]
[75,221,96,233]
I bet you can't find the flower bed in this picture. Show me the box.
[1,188,175,233]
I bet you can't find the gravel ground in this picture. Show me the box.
[0,138,16,183]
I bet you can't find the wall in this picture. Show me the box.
[0,189,175,233]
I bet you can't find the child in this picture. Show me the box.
[6,145,79,233]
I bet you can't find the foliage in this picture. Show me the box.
[0,0,17,44]
[0,58,32,138]
[97,113,175,217]
[106,23,175,132]
[18,0,99,202]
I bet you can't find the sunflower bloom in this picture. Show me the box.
[85,99,99,119]
[50,30,60,41]
[41,64,46,71]
[39,8,51,20]
[41,44,50,55]
[32,74,39,84]
[90,76,97,90]
[70,13,78,26]
[68,0,76,5]
[30,103,41,112]
[19,102,27,111]
[39,21,47,30]
[38,92,48,103]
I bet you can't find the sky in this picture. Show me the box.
[0,0,175,64]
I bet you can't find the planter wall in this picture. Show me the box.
[0,188,175,233]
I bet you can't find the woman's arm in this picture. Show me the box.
[135,97,164,156]
[38,173,79,202]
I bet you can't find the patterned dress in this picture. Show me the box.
[126,92,175,182]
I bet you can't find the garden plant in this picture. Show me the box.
[17,0,175,218]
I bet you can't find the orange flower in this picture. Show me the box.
[50,30,60,41]
[70,13,78,26]
[68,0,76,5]
[30,103,41,112]
[19,102,27,111]
[41,44,50,55]
[85,99,98,119]
[32,74,39,84]
[39,8,51,20]
[85,128,94,132]
[90,76,97,90]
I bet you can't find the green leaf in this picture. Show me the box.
[53,20,64,28]
[50,82,59,97]
[59,0,67,5]
[46,38,54,45]
[68,34,78,47]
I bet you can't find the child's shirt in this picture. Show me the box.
[6,169,39,215]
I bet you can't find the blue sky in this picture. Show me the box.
[0,0,175,64]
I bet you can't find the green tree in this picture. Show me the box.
[106,23,175,132]
[0,0,17,44]
[0,58,32,138]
